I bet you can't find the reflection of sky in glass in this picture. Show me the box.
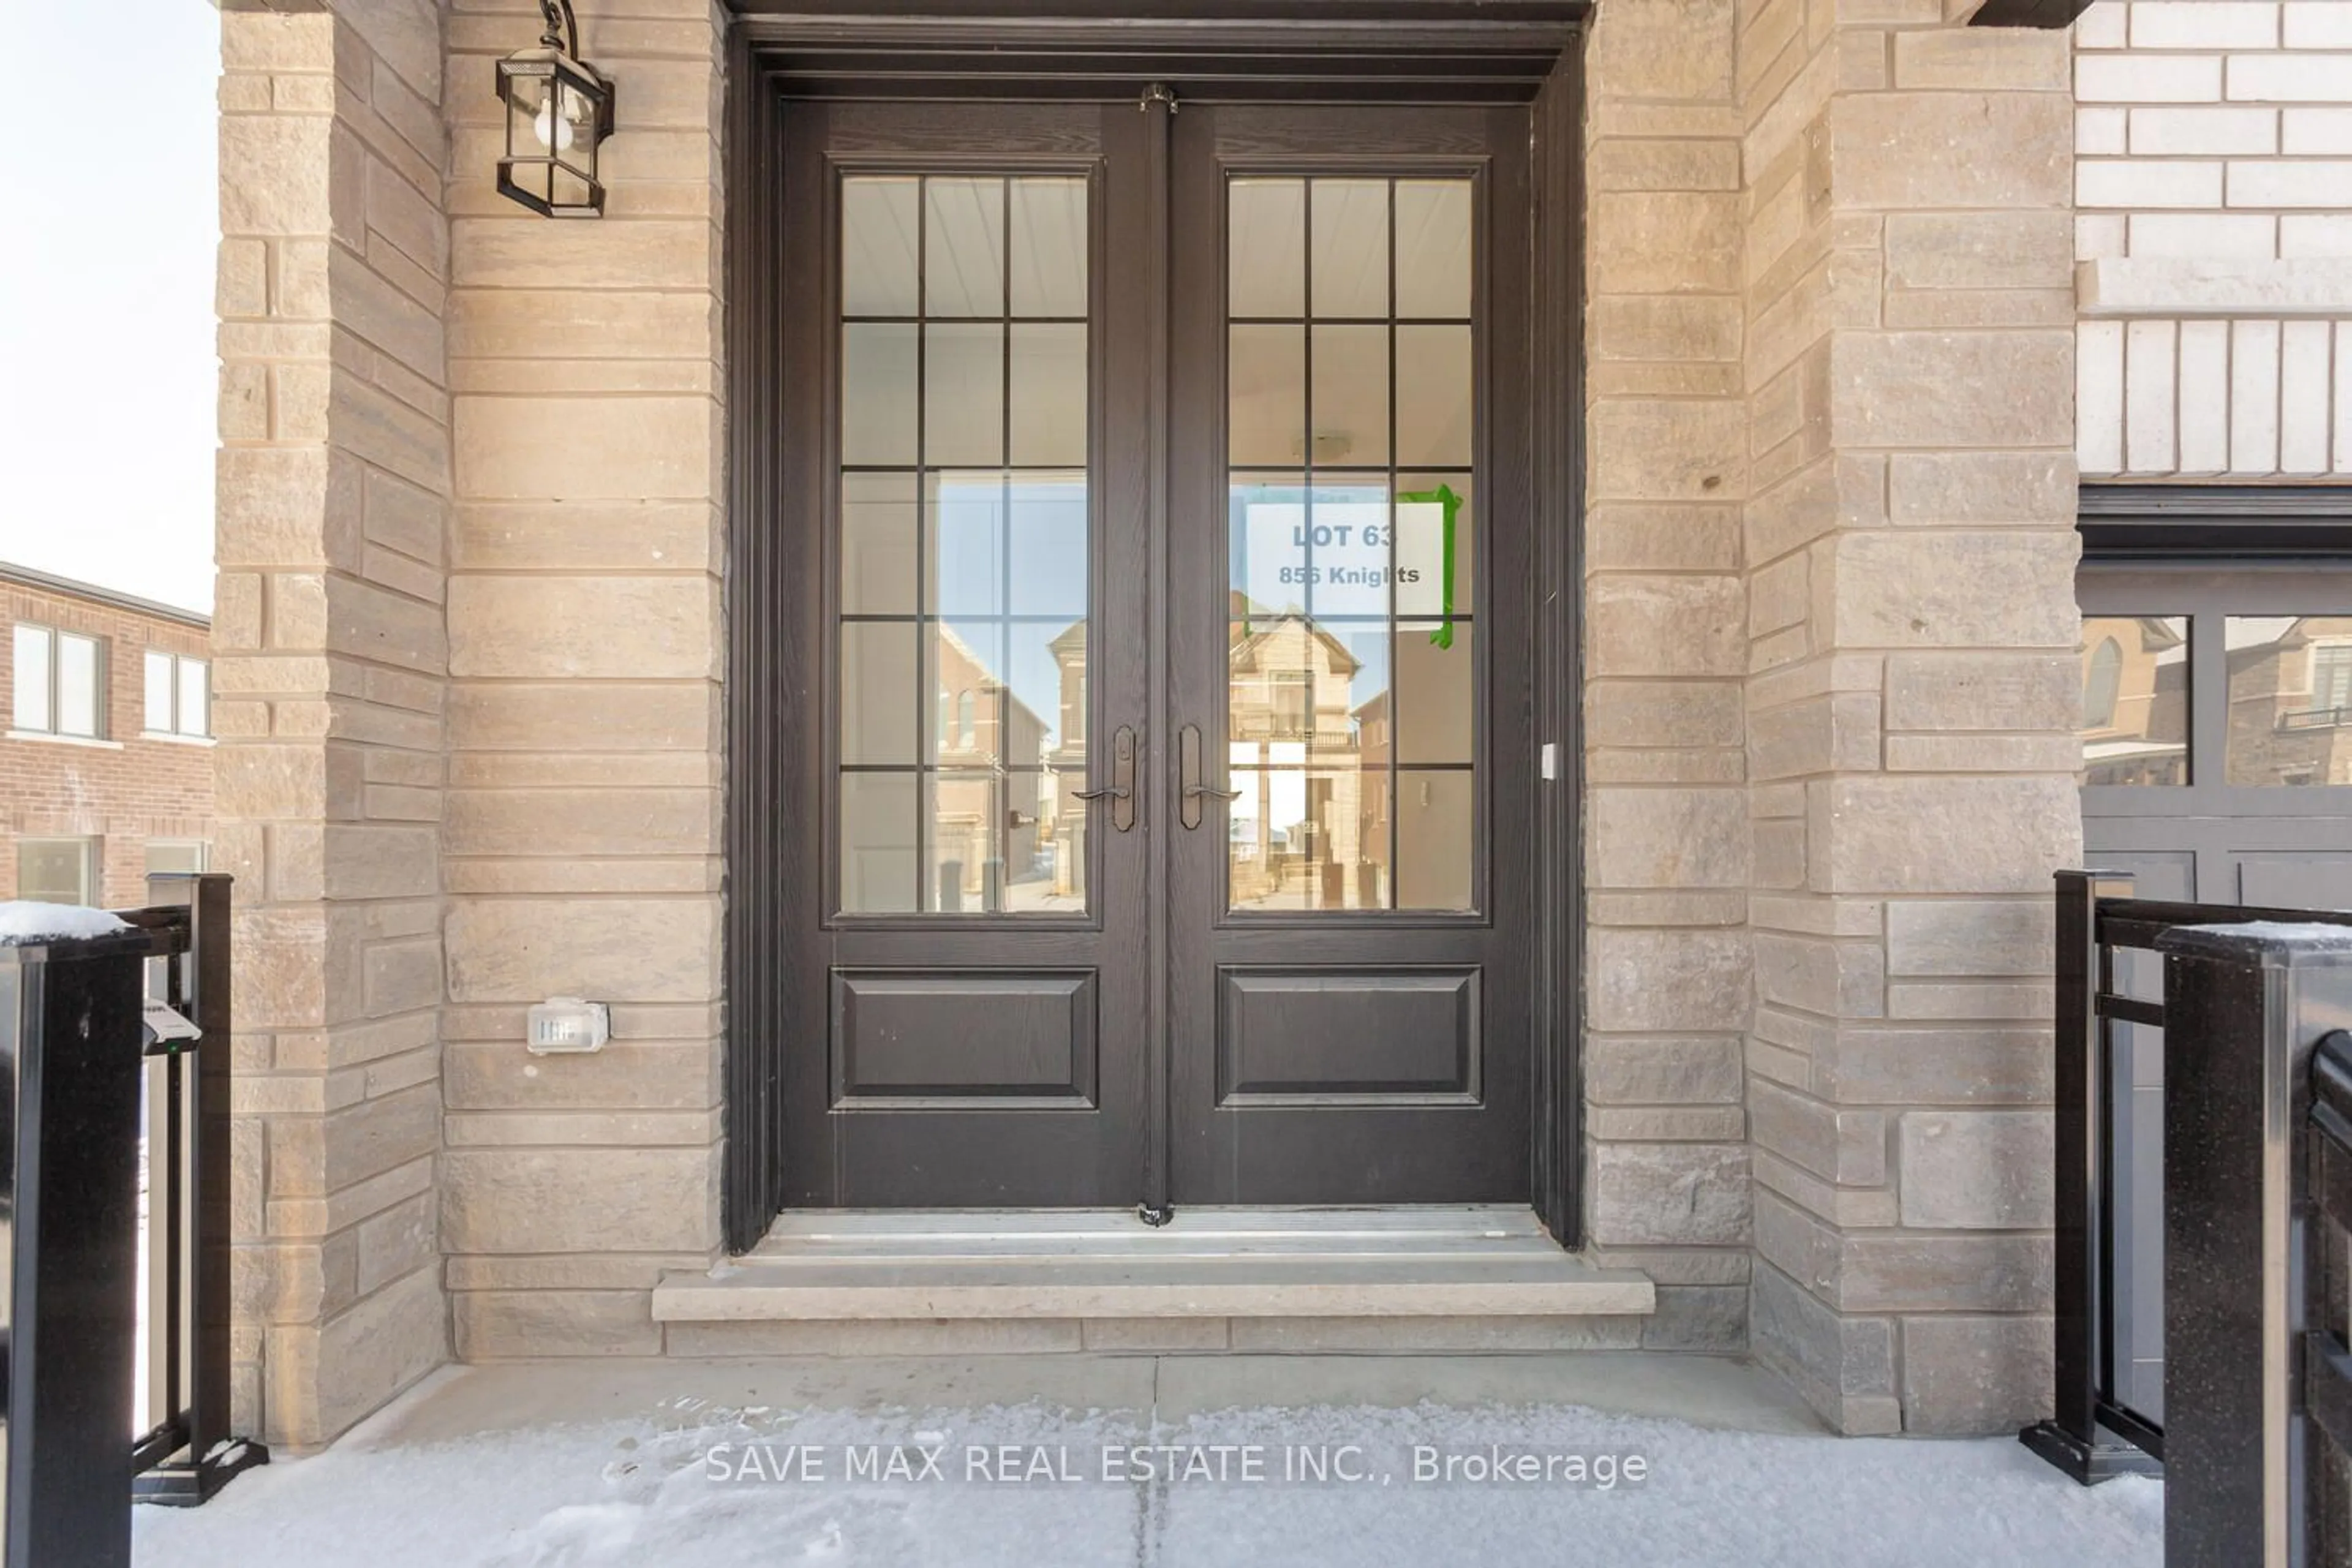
[931,475,1088,749]
[2228,616,2298,651]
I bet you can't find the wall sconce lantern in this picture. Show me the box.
[496,0,614,217]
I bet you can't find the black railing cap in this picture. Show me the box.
[2155,921,2352,967]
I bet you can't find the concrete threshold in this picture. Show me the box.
[652,1205,1656,1324]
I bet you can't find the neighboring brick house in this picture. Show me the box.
[200,0,2352,1458]
[1,562,213,909]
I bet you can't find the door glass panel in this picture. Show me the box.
[1225,176,1478,913]
[1229,179,1304,318]
[1228,326,1303,467]
[1395,180,1472,319]
[2080,616,2188,786]
[838,173,1091,915]
[2228,616,2352,786]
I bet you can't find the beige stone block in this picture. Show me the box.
[268,1264,444,1451]
[1587,0,1735,102]
[447,577,718,679]
[1586,504,1743,571]
[1890,28,2070,92]
[451,219,717,295]
[442,1145,717,1255]
[445,1039,717,1112]
[455,1289,663,1358]
[1752,1148,1902,1229]
[1747,692,1881,781]
[1589,296,1742,366]
[217,446,359,571]
[1752,818,1806,889]
[1589,892,1746,929]
[320,823,437,900]
[1881,288,2075,331]
[445,1254,710,1292]
[1887,899,2053,979]
[1886,451,2077,526]
[1883,651,2077,733]
[1900,1315,2052,1436]
[1585,1246,1749,1287]
[1828,92,2071,211]
[1586,577,1746,677]
[363,936,442,1018]
[1590,787,1750,889]
[1824,530,2078,649]
[357,1191,437,1296]
[1839,1232,2051,1314]
[446,788,718,858]
[1588,928,1751,1030]
[221,114,333,235]
[1751,1262,1901,1436]
[454,501,717,574]
[1813,1025,2054,1105]
[1587,136,1741,194]
[220,236,270,318]
[1641,1285,1748,1352]
[1588,1106,1747,1140]
[1809,774,2080,895]
[445,1109,720,1147]
[1828,332,2075,450]
[1589,398,1747,500]
[1745,455,1885,568]
[1590,191,1741,296]
[1586,1142,1751,1246]
[444,897,720,1005]
[1751,1079,1887,1186]
[1898,1112,2054,1229]
[1754,932,1886,1018]
[1586,681,1743,749]
[1883,213,2072,293]
[451,681,716,752]
[456,395,715,502]
[1885,734,2080,772]
[1585,1036,1744,1106]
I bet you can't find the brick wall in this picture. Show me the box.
[0,576,213,908]
[2075,0,2352,476]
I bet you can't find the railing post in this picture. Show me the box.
[2155,921,2352,1567]
[2024,870,2157,1483]
[1,923,155,1568]
[133,872,265,1505]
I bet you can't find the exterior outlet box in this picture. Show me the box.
[527,997,609,1055]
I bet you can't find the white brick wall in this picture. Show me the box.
[2075,0,2352,477]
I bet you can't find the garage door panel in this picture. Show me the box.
[2236,853,2352,911]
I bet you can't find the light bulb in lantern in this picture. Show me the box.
[532,89,578,153]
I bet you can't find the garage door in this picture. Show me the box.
[2078,559,2352,1428]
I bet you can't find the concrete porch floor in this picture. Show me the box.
[132,1354,2163,1567]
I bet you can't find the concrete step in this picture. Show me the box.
[652,1206,1655,1324]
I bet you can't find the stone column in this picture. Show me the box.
[1580,0,1758,1352]
[439,0,729,1355]
[214,0,453,1449]
[1736,2,2080,1434]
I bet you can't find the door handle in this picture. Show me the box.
[1073,725,1137,832]
[1179,724,1238,831]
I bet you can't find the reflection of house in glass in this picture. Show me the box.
[1045,619,1089,904]
[1226,597,1385,910]
[2226,617,2352,787]
[2081,617,2189,786]
[931,624,1059,911]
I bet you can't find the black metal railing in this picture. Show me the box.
[0,873,264,1568]
[2026,870,2352,1565]
[116,872,268,1505]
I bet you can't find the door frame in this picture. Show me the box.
[720,9,1586,1251]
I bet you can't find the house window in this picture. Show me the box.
[144,650,210,738]
[17,838,97,905]
[12,624,105,738]
[145,840,208,877]
[2315,643,2352,716]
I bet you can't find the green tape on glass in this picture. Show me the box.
[1397,484,1461,650]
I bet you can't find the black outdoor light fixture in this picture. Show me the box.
[495,0,614,217]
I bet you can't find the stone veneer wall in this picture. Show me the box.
[437,0,730,1360]
[1732,3,2082,1434]
[215,0,455,1449]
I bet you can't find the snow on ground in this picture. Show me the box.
[0,899,129,943]
[135,1392,2161,1568]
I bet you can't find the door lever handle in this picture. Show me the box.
[1178,724,1236,830]
[1076,725,1137,832]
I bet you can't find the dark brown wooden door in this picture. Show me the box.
[1166,105,1536,1204]
[776,101,1156,1206]
[775,96,1538,1210]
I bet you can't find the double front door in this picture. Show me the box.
[773,94,1539,1212]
